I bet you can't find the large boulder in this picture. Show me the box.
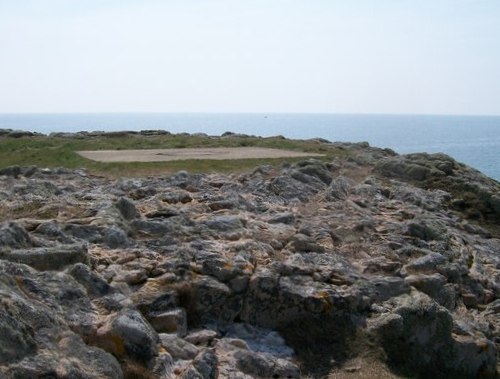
[1,333,123,379]
[68,262,113,298]
[91,309,159,364]
[1,244,89,271]
[0,222,39,250]
[183,275,242,325]
[368,292,497,378]
[0,260,123,379]
[375,158,431,181]
[114,197,140,220]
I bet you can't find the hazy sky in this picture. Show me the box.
[1,0,499,114]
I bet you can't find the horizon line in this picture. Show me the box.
[1,111,500,118]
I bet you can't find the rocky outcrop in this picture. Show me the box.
[0,142,499,378]
[0,260,123,379]
[368,291,497,378]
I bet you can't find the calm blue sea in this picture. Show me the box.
[0,113,499,181]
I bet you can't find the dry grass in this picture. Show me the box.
[326,357,405,379]
[0,133,348,177]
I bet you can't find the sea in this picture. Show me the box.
[0,113,499,181]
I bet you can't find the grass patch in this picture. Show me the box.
[0,134,347,177]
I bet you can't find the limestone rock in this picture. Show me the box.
[185,329,219,347]
[0,222,38,249]
[234,350,300,378]
[92,309,159,364]
[0,260,123,379]
[149,308,188,336]
[160,333,199,360]
[0,141,499,377]
[368,292,497,377]
[192,348,218,379]
[1,243,89,271]
[68,262,113,298]
[115,197,140,220]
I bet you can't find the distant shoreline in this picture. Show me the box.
[1,112,500,180]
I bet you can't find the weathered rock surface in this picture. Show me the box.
[1,141,499,378]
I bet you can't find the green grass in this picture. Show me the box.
[0,134,346,177]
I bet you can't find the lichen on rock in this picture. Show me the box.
[0,141,499,378]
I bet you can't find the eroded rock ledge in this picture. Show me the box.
[0,142,499,378]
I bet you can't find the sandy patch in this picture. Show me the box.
[77,147,324,163]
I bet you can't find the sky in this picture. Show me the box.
[0,0,499,115]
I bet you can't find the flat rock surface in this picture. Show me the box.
[77,147,324,162]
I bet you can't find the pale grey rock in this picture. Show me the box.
[0,333,123,379]
[131,219,172,236]
[267,212,295,225]
[368,292,497,377]
[145,207,180,219]
[405,273,456,309]
[160,333,199,360]
[214,336,299,379]
[185,329,219,346]
[92,309,159,363]
[403,252,447,274]
[68,262,113,298]
[188,275,241,325]
[0,293,37,364]
[193,250,253,284]
[0,222,38,249]
[327,175,354,200]
[0,143,499,378]
[268,174,319,202]
[483,299,500,315]
[0,260,123,379]
[149,308,188,336]
[405,218,447,241]
[1,243,89,271]
[194,251,237,282]
[150,352,175,379]
[289,168,326,188]
[13,180,60,197]
[294,159,333,185]
[115,197,140,220]
[105,226,130,248]
[282,252,359,285]
[63,223,105,243]
[34,220,75,243]
[133,289,179,317]
[364,276,411,303]
[92,293,132,313]
[289,233,324,253]
[240,267,357,367]
[179,367,204,379]
[225,323,294,358]
[158,190,193,204]
[234,350,300,379]
[375,157,431,181]
[203,215,243,231]
[192,349,218,379]
[111,267,148,285]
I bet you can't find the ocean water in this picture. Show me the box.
[0,113,499,181]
